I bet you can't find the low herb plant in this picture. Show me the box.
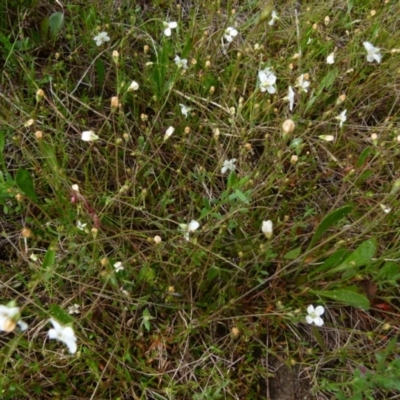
[1,0,400,398]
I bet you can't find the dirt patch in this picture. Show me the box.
[268,358,314,400]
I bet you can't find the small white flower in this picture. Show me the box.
[224,27,238,43]
[261,220,273,239]
[76,221,87,231]
[68,304,80,315]
[295,74,310,93]
[221,158,237,174]
[363,41,382,64]
[93,32,110,47]
[380,204,391,214]
[179,220,200,241]
[268,10,279,26]
[179,104,191,118]
[174,55,188,70]
[163,126,175,141]
[285,86,295,111]
[127,81,139,91]
[306,305,325,326]
[71,184,80,192]
[120,287,129,296]
[48,318,77,354]
[163,21,177,37]
[326,52,335,64]
[0,305,27,332]
[153,235,162,244]
[81,131,99,142]
[319,135,335,142]
[258,68,277,94]
[114,261,124,273]
[336,110,347,128]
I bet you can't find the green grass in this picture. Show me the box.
[1,0,400,399]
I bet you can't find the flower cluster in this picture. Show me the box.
[0,303,78,354]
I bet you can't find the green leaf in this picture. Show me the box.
[48,12,64,38]
[234,189,250,204]
[40,16,49,41]
[283,246,302,260]
[42,244,56,270]
[308,205,352,249]
[15,168,38,202]
[376,261,400,282]
[330,239,377,275]
[314,288,370,310]
[49,304,73,325]
[356,147,372,168]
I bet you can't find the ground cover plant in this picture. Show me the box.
[1,0,400,398]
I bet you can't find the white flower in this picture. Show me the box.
[153,235,162,244]
[306,305,325,326]
[326,52,335,64]
[221,158,237,174]
[261,220,273,239]
[363,41,382,64]
[336,110,347,128]
[68,304,80,315]
[179,220,200,241]
[319,135,335,142]
[71,184,80,192]
[380,204,391,214]
[0,305,28,332]
[127,81,139,91]
[114,261,124,273]
[93,32,110,47]
[163,126,175,141]
[174,55,188,70]
[285,86,295,111]
[179,104,191,118]
[48,318,77,354]
[224,27,238,43]
[295,74,310,93]
[258,68,277,94]
[81,131,99,142]
[163,21,177,37]
[268,10,279,26]
[76,221,87,231]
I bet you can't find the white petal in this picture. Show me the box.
[306,315,314,324]
[314,317,324,326]
[49,318,62,331]
[307,305,315,314]
[363,41,374,51]
[188,220,200,232]
[168,21,177,29]
[266,85,276,94]
[327,53,335,64]
[17,320,28,331]
[164,28,171,36]
[65,339,77,354]
[48,328,59,339]
[315,306,325,316]
[221,166,228,174]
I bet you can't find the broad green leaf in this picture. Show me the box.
[317,68,338,94]
[330,239,377,274]
[314,288,370,310]
[283,246,302,260]
[15,168,38,202]
[308,205,352,249]
[356,146,372,168]
[376,261,400,282]
[49,304,73,325]
[311,248,349,276]
[42,244,56,270]
[48,12,64,38]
